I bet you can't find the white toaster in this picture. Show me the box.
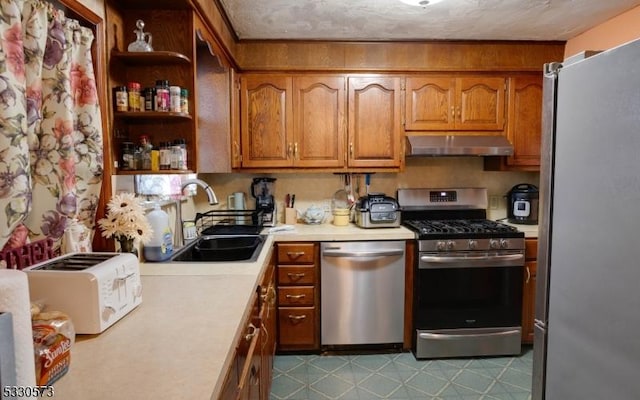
[23,252,142,334]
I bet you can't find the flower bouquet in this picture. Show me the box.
[97,193,152,252]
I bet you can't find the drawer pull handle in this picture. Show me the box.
[286,251,306,257]
[245,323,258,341]
[285,294,306,300]
[288,314,307,321]
[525,266,531,284]
[287,272,306,280]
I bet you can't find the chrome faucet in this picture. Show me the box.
[174,179,219,247]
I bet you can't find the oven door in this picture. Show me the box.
[413,250,524,358]
[415,250,524,330]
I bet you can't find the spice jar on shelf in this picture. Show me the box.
[170,86,181,113]
[155,80,169,112]
[180,88,189,114]
[114,86,128,112]
[127,82,141,111]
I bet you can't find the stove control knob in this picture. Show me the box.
[436,241,447,251]
[446,240,456,250]
[500,239,509,249]
[468,240,478,250]
[489,239,500,249]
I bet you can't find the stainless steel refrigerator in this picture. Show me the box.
[533,38,640,399]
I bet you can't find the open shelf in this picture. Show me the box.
[110,50,192,65]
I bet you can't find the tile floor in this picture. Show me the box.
[270,346,533,400]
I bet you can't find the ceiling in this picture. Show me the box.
[217,0,640,42]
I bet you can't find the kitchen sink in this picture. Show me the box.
[170,235,266,263]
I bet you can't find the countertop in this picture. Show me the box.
[51,224,414,400]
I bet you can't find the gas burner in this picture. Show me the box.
[405,219,519,235]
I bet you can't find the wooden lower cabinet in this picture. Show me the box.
[521,238,538,344]
[219,254,276,400]
[276,242,320,351]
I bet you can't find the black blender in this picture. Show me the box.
[251,177,277,227]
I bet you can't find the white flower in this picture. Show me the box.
[98,192,153,244]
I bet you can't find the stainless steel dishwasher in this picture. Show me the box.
[321,241,405,347]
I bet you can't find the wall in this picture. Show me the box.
[78,0,104,19]
[194,159,537,224]
[564,5,640,58]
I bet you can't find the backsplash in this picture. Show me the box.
[201,157,538,223]
[113,157,537,225]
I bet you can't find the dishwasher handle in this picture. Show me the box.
[322,248,404,258]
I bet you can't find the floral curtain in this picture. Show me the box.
[0,0,103,251]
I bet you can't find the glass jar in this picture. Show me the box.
[174,138,188,170]
[159,142,170,170]
[121,141,135,170]
[180,88,189,114]
[139,135,153,170]
[155,80,169,112]
[170,86,181,113]
[114,86,128,112]
[127,82,141,111]
[144,87,156,111]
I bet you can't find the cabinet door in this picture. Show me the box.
[405,76,456,130]
[240,75,293,168]
[456,77,506,130]
[506,75,543,168]
[347,76,403,168]
[293,76,346,168]
[259,253,276,400]
[277,307,318,349]
[522,239,538,344]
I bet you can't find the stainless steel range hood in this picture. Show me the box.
[406,135,514,156]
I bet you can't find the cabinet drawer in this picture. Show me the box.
[277,265,316,285]
[278,287,315,306]
[277,243,315,264]
[277,307,317,347]
[525,239,538,260]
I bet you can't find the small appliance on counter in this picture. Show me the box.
[354,193,400,228]
[506,183,539,225]
[251,177,277,227]
[23,252,142,334]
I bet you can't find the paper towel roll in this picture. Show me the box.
[0,269,36,386]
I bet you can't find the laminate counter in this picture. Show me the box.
[50,224,414,400]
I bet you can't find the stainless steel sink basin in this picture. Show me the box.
[170,235,266,263]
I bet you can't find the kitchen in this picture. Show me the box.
[1,1,640,400]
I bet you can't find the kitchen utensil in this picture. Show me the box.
[303,205,325,224]
[354,193,400,228]
[250,177,277,226]
[23,253,142,334]
[506,183,539,224]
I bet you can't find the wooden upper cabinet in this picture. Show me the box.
[293,76,345,168]
[405,77,455,130]
[240,75,293,168]
[347,76,403,168]
[405,75,506,131]
[506,75,543,168]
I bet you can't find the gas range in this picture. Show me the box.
[398,188,525,249]
[398,188,525,359]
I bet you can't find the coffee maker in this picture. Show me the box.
[251,177,277,227]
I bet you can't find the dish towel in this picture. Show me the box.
[0,269,36,386]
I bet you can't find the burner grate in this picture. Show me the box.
[404,219,519,236]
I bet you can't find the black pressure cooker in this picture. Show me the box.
[506,183,539,225]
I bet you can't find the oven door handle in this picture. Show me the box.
[418,329,521,340]
[419,253,524,268]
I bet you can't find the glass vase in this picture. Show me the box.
[116,236,138,257]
